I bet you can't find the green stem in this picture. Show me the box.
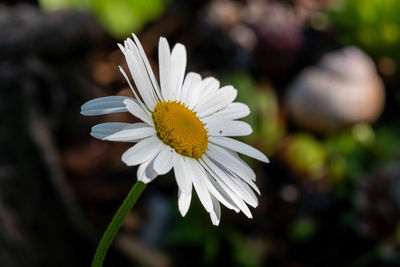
[92,181,147,267]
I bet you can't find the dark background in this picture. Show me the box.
[1,0,400,266]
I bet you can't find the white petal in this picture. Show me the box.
[125,38,159,103]
[173,155,192,194]
[153,145,174,175]
[170,43,187,101]
[91,122,153,142]
[120,39,158,110]
[180,72,203,106]
[227,172,258,208]
[189,77,219,109]
[123,99,154,126]
[131,33,162,100]
[186,158,213,213]
[202,102,250,124]
[207,120,253,137]
[118,66,148,110]
[90,122,131,140]
[224,150,261,190]
[121,136,163,166]
[210,196,221,226]
[201,156,253,217]
[81,96,133,116]
[202,168,240,212]
[158,37,173,101]
[196,85,237,118]
[201,155,258,209]
[178,189,192,217]
[206,143,256,181]
[218,183,253,218]
[137,157,158,183]
[209,136,269,163]
[102,123,154,141]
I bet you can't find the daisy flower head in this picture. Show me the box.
[81,34,269,225]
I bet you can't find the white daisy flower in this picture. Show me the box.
[81,34,269,225]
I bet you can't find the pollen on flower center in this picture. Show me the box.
[152,101,208,158]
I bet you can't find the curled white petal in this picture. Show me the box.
[153,145,174,175]
[137,157,158,183]
[121,136,163,166]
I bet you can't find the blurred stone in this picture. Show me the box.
[286,46,385,132]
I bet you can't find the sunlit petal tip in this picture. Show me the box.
[178,190,192,217]
[117,43,125,53]
[210,212,220,226]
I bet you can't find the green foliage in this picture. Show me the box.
[288,218,317,243]
[281,123,395,183]
[283,134,326,180]
[372,125,400,165]
[329,0,400,60]
[38,0,169,39]
[324,128,370,182]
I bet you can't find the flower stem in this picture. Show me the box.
[92,181,147,267]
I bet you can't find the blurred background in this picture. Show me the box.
[1,0,400,266]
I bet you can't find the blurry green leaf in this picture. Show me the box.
[228,232,262,267]
[328,0,400,61]
[39,0,91,10]
[204,235,220,265]
[352,123,375,146]
[283,134,326,180]
[324,129,370,181]
[327,155,347,182]
[167,222,208,245]
[373,125,400,164]
[39,0,169,38]
[289,218,317,243]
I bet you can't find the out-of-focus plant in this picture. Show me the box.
[288,217,318,243]
[281,133,327,180]
[220,73,285,157]
[280,123,395,185]
[38,0,168,38]
[372,125,400,165]
[324,125,372,183]
[329,0,400,62]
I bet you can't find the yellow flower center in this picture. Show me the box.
[152,101,208,158]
